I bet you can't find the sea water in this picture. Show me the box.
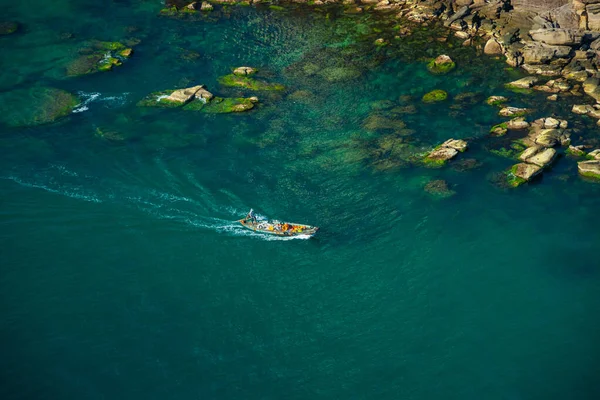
[1,1,599,399]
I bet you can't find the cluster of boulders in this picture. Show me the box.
[137,82,259,113]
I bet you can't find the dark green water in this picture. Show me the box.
[1,1,600,399]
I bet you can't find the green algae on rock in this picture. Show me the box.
[318,67,361,82]
[578,160,600,181]
[0,87,79,127]
[0,21,19,35]
[218,74,284,91]
[66,41,133,77]
[186,97,257,113]
[422,89,448,103]
[424,179,456,198]
[426,54,455,75]
[137,91,186,108]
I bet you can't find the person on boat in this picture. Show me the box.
[245,209,257,224]
[282,223,290,231]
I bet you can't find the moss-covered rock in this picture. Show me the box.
[137,91,186,108]
[218,74,284,91]
[185,97,256,113]
[66,41,132,76]
[422,90,448,103]
[486,95,509,107]
[427,55,456,75]
[578,160,600,180]
[490,122,508,136]
[0,87,79,127]
[0,21,19,35]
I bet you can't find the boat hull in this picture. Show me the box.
[239,219,319,237]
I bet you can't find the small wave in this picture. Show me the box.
[2,175,102,203]
[72,91,130,113]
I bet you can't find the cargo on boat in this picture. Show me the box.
[239,209,319,237]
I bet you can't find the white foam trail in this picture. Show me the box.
[72,91,130,113]
[3,176,102,203]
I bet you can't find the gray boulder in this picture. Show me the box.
[521,41,572,64]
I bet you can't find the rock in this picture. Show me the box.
[507,117,530,130]
[521,64,564,76]
[200,1,214,11]
[520,146,557,167]
[424,180,456,198]
[422,89,448,103]
[185,2,197,10]
[521,42,572,64]
[588,109,600,118]
[444,5,470,27]
[567,145,587,157]
[442,139,468,152]
[577,160,600,179]
[427,55,456,75]
[499,106,530,117]
[510,163,543,185]
[249,96,259,103]
[529,28,583,46]
[572,104,595,114]
[195,87,214,101]
[426,147,459,163]
[547,94,558,100]
[544,117,560,128]
[490,123,508,136]
[0,87,79,127]
[118,48,133,58]
[563,69,589,81]
[0,21,19,35]
[233,66,257,76]
[374,38,388,46]
[506,76,539,89]
[484,38,503,55]
[219,74,285,90]
[486,96,509,106]
[318,67,361,82]
[535,129,563,147]
[166,85,204,103]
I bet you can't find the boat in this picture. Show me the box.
[239,209,319,237]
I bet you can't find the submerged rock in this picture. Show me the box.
[0,87,79,127]
[218,74,284,91]
[318,67,361,82]
[424,179,456,198]
[66,41,133,77]
[0,21,19,35]
[427,54,456,75]
[578,160,600,180]
[422,89,448,103]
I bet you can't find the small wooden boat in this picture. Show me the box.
[239,210,319,237]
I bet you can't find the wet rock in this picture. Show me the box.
[0,21,19,35]
[166,85,204,103]
[490,123,508,136]
[578,160,600,180]
[422,89,448,103]
[200,1,213,11]
[509,163,543,187]
[567,145,587,157]
[499,106,530,117]
[484,38,503,55]
[184,97,256,113]
[529,28,583,46]
[442,139,468,152]
[427,55,456,75]
[544,117,560,128]
[486,95,509,106]
[233,66,258,76]
[506,76,539,89]
[424,179,456,198]
[572,104,595,114]
[519,146,557,167]
[547,94,558,100]
[507,117,530,130]
[195,87,214,101]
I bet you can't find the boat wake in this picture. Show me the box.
[73,91,130,113]
[1,164,311,242]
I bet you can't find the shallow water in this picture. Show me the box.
[1,2,600,399]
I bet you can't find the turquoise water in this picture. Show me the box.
[1,2,600,399]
